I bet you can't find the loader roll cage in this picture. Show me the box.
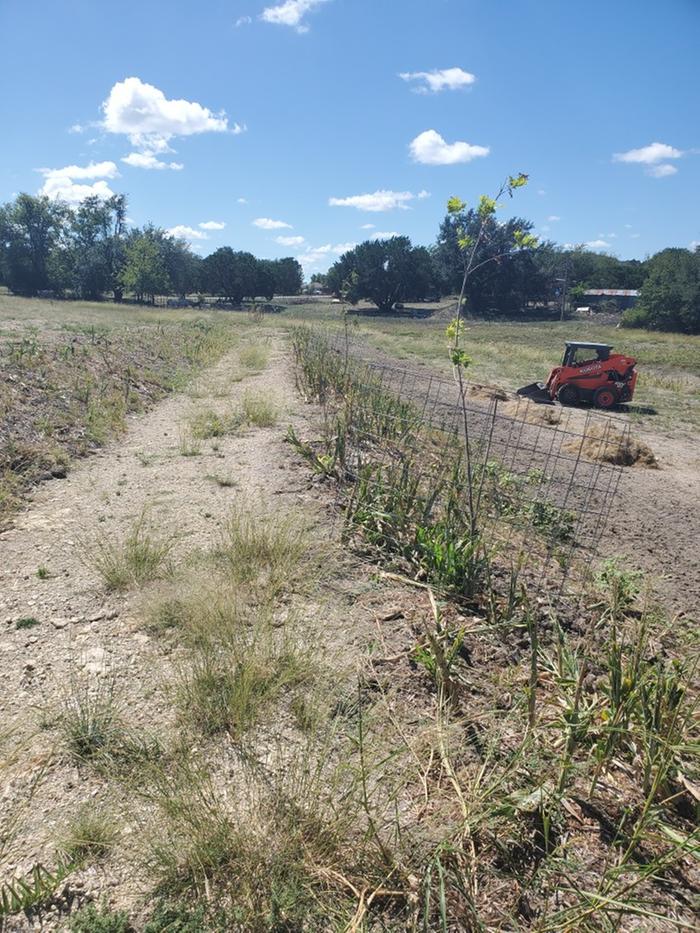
[562,341,612,368]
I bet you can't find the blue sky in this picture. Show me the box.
[1,0,698,274]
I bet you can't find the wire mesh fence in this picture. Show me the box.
[290,325,628,608]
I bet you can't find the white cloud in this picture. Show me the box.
[68,123,84,134]
[101,77,231,164]
[237,197,248,204]
[690,240,699,251]
[360,223,375,229]
[329,189,419,212]
[417,189,431,199]
[585,239,611,250]
[372,231,400,240]
[261,0,329,33]
[38,161,119,204]
[275,235,305,246]
[647,163,678,178]
[199,220,226,230]
[547,215,561,222]
[409,129,489,165]
[167,225,208,241]
[613,141,683,164]
[297,241,355,268]
[630,233,641,239]
[121,151,183,170]
[399,67,476,94]
[235,15,252,27]
[253,217,292,229]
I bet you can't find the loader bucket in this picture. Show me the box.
[516,382,554,405]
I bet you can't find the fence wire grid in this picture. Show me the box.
[292,326,628,606]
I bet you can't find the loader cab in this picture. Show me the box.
[562,341,612,369]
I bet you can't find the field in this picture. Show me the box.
[0,296,698,932]
[280,301,700,437]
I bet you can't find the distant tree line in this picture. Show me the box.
[325,205,699,333]
[1,191,698,332]
[0,193,303,304]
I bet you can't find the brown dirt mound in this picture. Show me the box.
[564,425,658,468]
[501,399,563,425]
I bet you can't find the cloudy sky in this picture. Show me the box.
[1,0,698,272]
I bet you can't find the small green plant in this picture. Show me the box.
[596,558,643,620]
[15,616,40,630]
[87,512,175,591]
[0,862,74,918]
[59,679,123,763]
[68,903,132,933]
[36,565,50,580]
[59,805,118,865]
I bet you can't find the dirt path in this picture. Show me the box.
[0,336,360,921]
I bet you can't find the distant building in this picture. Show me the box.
[583,289,639,310]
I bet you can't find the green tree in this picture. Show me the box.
[0,193,69,294]
[120,228,170,303]
[255,259,276,300]
[271,257,303,295]
[162,235,200,297]
[623,248,700,333]
[202,248,259,304]
[326,236,436,312]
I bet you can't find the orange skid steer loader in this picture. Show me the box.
[517,341,638,409]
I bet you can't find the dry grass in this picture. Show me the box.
[85,512,176,590]
[564,423,658,467]
[239,343,270,371]
[58,805,119,865]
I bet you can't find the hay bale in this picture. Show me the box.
[564,425,658,468]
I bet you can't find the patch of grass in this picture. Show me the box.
[58,805,118,865]
[36,565,50,580]
[239,343,269,371]
[58,679,123,763]
[68,904,132,933]
[87,512,175,591]
[213,502,317,596]
[176,632,314,739]
[188,408,240,440]
[15,616,40,630]
[240,390,277,427]
[143,901,214,932]
[178,428,202,457]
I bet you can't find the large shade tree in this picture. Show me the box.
[624,247,700,333]
[326,236,436,312]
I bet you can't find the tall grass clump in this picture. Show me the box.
[86,512,176,590]
[212,501,318,596]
